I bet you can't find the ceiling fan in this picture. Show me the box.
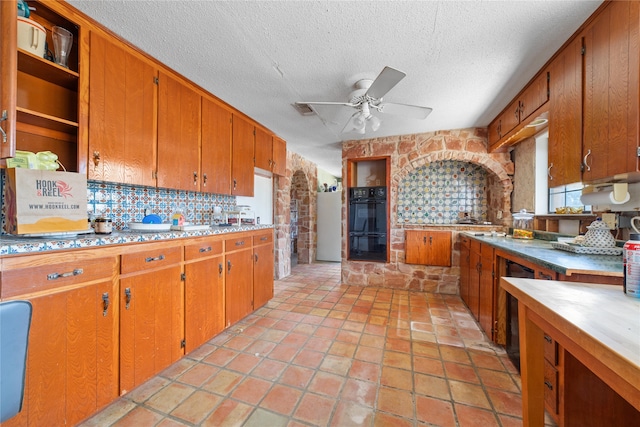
[296,66,432,134]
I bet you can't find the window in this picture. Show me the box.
[549,182,591,213]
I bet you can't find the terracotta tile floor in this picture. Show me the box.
[80,262,557,427]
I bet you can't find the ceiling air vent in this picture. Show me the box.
[293,103,315,116]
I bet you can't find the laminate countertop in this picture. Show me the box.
[0,224,274,256]
[464,233,623,278]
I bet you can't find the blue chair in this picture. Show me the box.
[0,300,32,423]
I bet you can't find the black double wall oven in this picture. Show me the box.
[348,186,387,261]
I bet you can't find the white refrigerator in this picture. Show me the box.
[316,192,342,262]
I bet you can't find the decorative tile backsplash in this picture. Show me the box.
[397,160,488,224]
[1,170,236,233]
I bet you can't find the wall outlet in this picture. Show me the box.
[496,210,503,219]
[601,213,618,230]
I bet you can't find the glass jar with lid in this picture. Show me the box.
[512,209,534,239]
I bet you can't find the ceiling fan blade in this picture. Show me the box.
[378,102,433,120]
[365,67,406,99]
[296,101,356,107]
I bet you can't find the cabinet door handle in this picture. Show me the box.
[515,105,520,120]
[227,259,232,273]
[203,173,208,186]
[102,292,110,317]
[429,236,433,245]
[193,171,198,185]
[219,263,223,277]
[260,236,268,241]
[233,179,237,190]
[199,246,212,253]
[583,149,592,172]
[47,268,83,280]
[547,163,553,180]
[544,335,553,344]
[544,380,554,391]
[538,271,553,280]
[145,254,165,263]
[254,253,259,263]
[0,110,7,143]
[93,151,100,167]
[235,240,245,246]
[125,287,131,310]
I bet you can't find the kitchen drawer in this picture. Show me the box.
[121,245,182,275]
[544,333,558,365]
[184,238,223,261]
[225,234,251,252]
[253,231,273,246]
[1,256,117,299]
[544,359,559,415]
[460,235,470,246]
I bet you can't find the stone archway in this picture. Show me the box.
[291,170,312,265]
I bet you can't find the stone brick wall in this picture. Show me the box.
[342,128,514,294]
[273,151,317,279]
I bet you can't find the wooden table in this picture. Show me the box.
[500,278,640,426]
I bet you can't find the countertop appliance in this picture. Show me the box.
[348,186,387,261]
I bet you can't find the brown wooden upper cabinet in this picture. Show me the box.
[157,71,202,191]
[405,230,451,266]
[88,31,157,186]
[202,96,233,194]
[255,126,287,176]
[488,70,549,147]
[231,114,255,196]
[0,0,80,171]
[582,0,639,183]
[548,36,583,187]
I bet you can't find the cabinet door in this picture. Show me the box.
[272,136,287,176]
[120,246,183,394]
[1,255,118,427]
[254,126,273,171]
[468,241,481,319]
[0,0,17,159]
[201,96,232,194]
[184,238,225,353]
[405,230,451,266]
[185,254,225,353]
[488,117,501,147]
[89,31,156,186]
[459,236,471,308]
[231,114,255,196]
[225,235,254,326]
[500,99,521,138]
[253,233,274,309]
[520,71,549,120]
[583,1,639,182]
[157,71,201,191]
[548,36,583,187]
[478,245,495,339]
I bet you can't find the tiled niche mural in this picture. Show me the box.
[0,169,236,233]
[397,160,488,224]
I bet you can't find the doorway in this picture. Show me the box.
[290,170,312,265]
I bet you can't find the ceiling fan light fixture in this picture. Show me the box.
[368,115,381,131]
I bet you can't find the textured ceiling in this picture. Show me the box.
[68,0,602,177]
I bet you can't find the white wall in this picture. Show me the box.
[236,174,273,224]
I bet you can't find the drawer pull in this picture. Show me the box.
[260,236,268,241]
[47,268,83,280]
[102,293,110,317]
[538,271,553,280]
[544,380,554,391]
[544,335,553,344]
[235,240,245,246]
[125,287,131,310]
[199,246,212,253]
[145,254,165,263]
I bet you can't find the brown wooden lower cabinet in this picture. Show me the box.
[405,230,451,266]
[184,237,225,353]
[119,244,184,394]
[0,229,274,426]
[0,253,119,427]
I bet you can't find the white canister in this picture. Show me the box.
[623,233,640,298]
[17,16,46,58]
